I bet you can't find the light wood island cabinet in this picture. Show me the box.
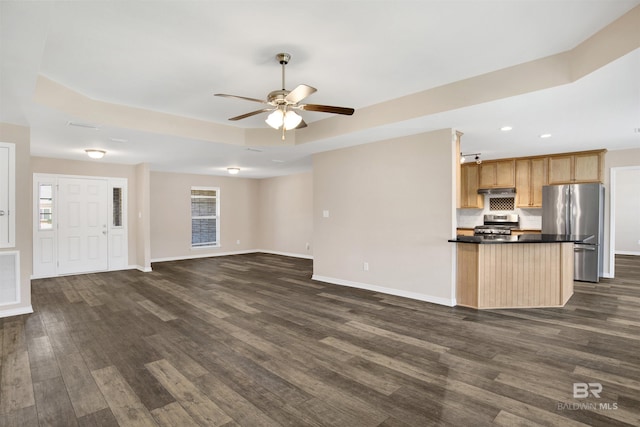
[454,239,574,309]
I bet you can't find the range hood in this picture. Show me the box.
[477,187,516,195]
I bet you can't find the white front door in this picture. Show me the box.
[57,178,109,275]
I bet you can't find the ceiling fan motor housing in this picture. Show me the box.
[267,89,291,106]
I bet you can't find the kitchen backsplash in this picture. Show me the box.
[457,196,542,229]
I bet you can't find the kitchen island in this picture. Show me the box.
[449,234,593,309]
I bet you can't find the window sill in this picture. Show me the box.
[191,244,220,250]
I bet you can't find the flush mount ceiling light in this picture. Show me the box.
[227,167,240,175]
[500,126,513,131]
[540,133,552,139]
[460,153,481,164]
[85,149,106,159]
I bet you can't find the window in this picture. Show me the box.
[112,187,123,227]
[38,184,54,230]
[191,187,219,248]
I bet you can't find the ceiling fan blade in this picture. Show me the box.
[300,104,355,115]
[228,108,273,121]
[215,93,268,104]
[285,84,317,104]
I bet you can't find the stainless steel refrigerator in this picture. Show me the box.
[542,183,604,282]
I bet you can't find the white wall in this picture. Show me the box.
[604,148,640,276]
[312,129,457,306]
[614,167,640,255]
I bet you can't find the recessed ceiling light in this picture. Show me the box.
[272,159,285,163]
[227,167,240,175]
[500,126,513,132]
[539,133,552,139]
[109,137,128,143]
[85,149,106,159]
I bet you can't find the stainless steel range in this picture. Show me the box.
[474,214,519,236]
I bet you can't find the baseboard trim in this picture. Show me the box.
[256,250,313,260]
[151,250,257,264]
[311,275,456,307]
[0,305,34,319]
[152,249,313,264]
[615,251,640,256]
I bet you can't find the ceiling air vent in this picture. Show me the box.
[66,121,99,130]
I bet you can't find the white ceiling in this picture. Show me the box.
[1,1,639,178]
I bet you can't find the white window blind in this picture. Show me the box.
[191,187,219,248]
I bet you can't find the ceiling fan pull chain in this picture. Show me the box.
[282,124,286,140]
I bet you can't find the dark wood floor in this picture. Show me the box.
[1,254,639,426]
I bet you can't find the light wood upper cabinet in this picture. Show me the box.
[548,150,605,184]
[515,157,547,207]
[460,164,483,209]
[479,159,515,188]
[458,149,604,210]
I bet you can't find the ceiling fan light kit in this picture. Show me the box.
[215,53,354,140]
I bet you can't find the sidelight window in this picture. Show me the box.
[191,187,219,248]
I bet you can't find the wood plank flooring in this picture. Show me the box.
[1,253,639,426]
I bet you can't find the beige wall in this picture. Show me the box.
[136,163,151,271]
[312,129,457,305]
[604,148,640,274]
[150,171,259,261]
[615,168,640,254]
[31,157,140,268]
[257,172,313,258]
[0,123,32,316]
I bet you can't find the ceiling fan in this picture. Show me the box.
[215,53,355,140]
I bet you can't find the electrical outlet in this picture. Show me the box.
[323,210,330,218]
[236,239,240,245]
[363,262,369,271]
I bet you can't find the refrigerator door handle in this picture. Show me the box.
[574,245,596,251]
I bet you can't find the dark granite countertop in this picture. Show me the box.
[449,234,595,244]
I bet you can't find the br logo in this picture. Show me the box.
[573,382,602,398]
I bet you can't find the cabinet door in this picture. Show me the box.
[461,164,483,208]
[548,155,573,184]
[478,162,496,188]
[574,153,601,182]
[515,159,531,207]
[495,160,515,187]
[530,157,547,207]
